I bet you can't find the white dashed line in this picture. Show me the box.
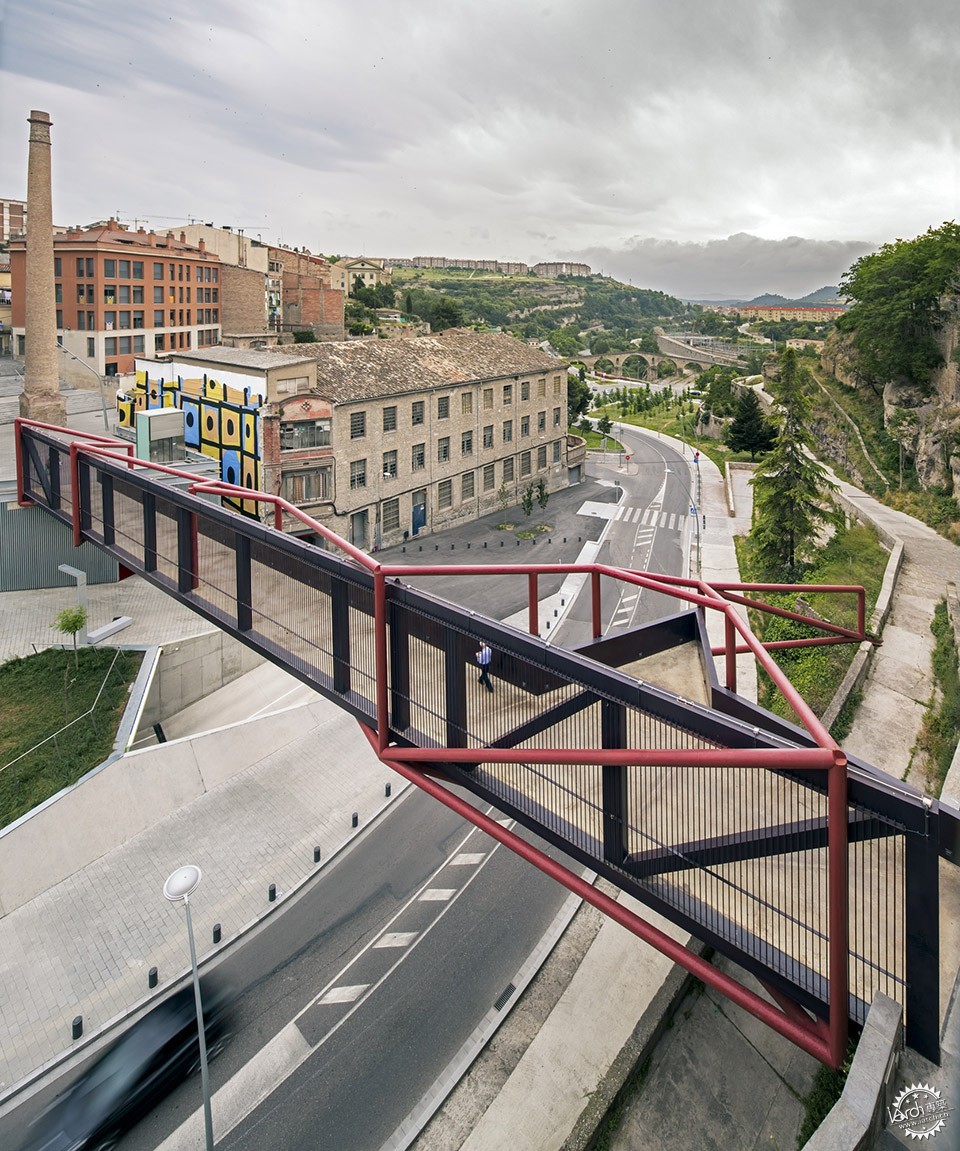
[318,984,369,1005]
[419,888,457,901]
[374,932,419,949]
[451,852,487,865]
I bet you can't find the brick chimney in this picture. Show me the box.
[20,109,65,425]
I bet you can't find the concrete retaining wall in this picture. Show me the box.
[804,994,901,1151]
[0,702,324,917]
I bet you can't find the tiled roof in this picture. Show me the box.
[267,330,560,403]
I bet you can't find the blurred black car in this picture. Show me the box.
[24,978,234,1151]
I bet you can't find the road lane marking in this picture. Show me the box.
[374,932,420,948]
[419,888,457,901]
[451,852,486,865]
[318,984,369,1004]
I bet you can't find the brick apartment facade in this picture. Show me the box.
[269,247,344,338]
[9,220,222,381]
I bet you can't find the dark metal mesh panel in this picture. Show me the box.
[193,516,239,624]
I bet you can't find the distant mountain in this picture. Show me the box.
[747,285,842,307]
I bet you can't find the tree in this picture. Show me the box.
[404,291,413,315]
[432,297,465,332]
[497,482,511,519]
[521,484,535,517]
[567,372,591,424]
[536,477,549,515]
[292,329,315,343]
[837,221,960,392]
[597,413,613,438]
[52,606,87,670]
[749,349,839,579]
[726,389,776,459]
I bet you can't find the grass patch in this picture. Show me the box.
[0,647,143,828]
[797,1044,855,1147]
[736,522,888,721]
[913,599,960,795]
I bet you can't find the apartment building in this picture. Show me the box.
[0,261,11,354]
[0,198,27,244]
[268,247,343,338]
[129,330,570,550]
[531,262,591,278]
[8,220,221,382]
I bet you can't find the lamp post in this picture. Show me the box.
[57,343,109,433]
[163,865,214,1151]
[666,466,701,575]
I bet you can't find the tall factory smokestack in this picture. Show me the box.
[19,109,66,425]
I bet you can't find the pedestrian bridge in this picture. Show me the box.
[14,418,957,1070]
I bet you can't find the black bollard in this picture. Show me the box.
[268,883,277,902]
[352,812,359,828]
[148,966,158,988]
[385,782,392,797]
[72,1016,83,1040]
[213,923,222,943]
[314,846,321,863]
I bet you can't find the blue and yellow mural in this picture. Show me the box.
[124,362,265,517]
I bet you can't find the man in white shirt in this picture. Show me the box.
[476,642,494,693]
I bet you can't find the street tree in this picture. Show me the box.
[726,389,776,459]
[521,484,535,518]
[52,605,87,670]
[750,348,839,580]
[597,413,613,438]
[567,372,591,424]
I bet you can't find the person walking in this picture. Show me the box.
[476,641,494,692]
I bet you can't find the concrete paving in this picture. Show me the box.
[1,383,958,1150]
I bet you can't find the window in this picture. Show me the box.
[537,445,547,469]
[154,334,165,351]
[280,419,331,449]
[119,336,132,355]
[132,310,144,328]
[461,430,473,456]
[105,362,118,376]
[520,451,532,476]
[537,377,546,397]
[483,424,494,449]
[553,439,562,462]
[437,396,450,419]
[382,406,397,432]
[412,400,425,425]
[538,410,546,432]
[437,436,450,462]
[118,260,130,278]
[282,466,331,503]
[153,286,164,304]
[103,286,116,304]
[118,312,131,330]
[104,311,116,329]
[503,456,515,481]
[483,387,494,410]
[503,420,513,443]
[350,410,366,439]
[153,310,164,327]
[554,406,561,426]
[134,335,145,354]
[56,309,62,328]
[86,338,95,357]
[77,311,85,330]
[483,463,496,490]
[554,375,562,393]
[133,261,144,279]
[350,459,367,489]
[55,283,62,303]
[461,392,473,415]
[117,285,130,304]
[103,259,116,277]
[76,257,85,277]
[54,257,62,276]
[521,380,530,400]
[133,286,144,304]
[437,479,453,509]
[382,497,400,533]
[383,449,397,478]
[76,284,87,303]
[412,442,425,470]
[521,416,530,437]
[105,337,117,355]
[462,471,475,499]
[503,383,513,405]
[86,258,94,277]
[153,262,164,279]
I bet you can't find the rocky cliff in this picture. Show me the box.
[822,300,960,491]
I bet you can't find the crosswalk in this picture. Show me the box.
[613,505,684,531]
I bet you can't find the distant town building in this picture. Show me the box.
[0,197,27,244]
[127,330,576,550]
[705,304,846,322]
[388,256,529,275]
[530,262,591,278]
[270,246,343,339]
[332,257,392,296]
[9,219,222,382]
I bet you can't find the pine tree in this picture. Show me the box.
[727,388,776,459]
[750,349,839,580]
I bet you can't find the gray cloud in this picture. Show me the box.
[1,0,956,296]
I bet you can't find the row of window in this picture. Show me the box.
[346,378,565,439]
[350,406,563,443]
[56,257,220,283]
[66,309,221,331]
[349,440,562,490]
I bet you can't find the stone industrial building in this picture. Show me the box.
[126,330,579,550]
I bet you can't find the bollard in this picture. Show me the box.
[72,1016,83,1040]
[268,883,277,902]
[500,540,504,546]
[148,966,158,989]
[435,545,439,551]
[419,545,422,551]
[484,541,487,548]
[451,543,454,549]
[563,537,566,543]
[385,782,392,797]
[467,543,470,549]
[352,811,359,828]
[554,609,558,616]
[314,846,321,863]
[213,923,222,944]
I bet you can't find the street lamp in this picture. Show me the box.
[57,342,109,433]
[163,865,214,1151]
[666,466,701,575]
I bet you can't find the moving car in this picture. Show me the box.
[24,978,234,1151]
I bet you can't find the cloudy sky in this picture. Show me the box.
[1,0,956,299]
